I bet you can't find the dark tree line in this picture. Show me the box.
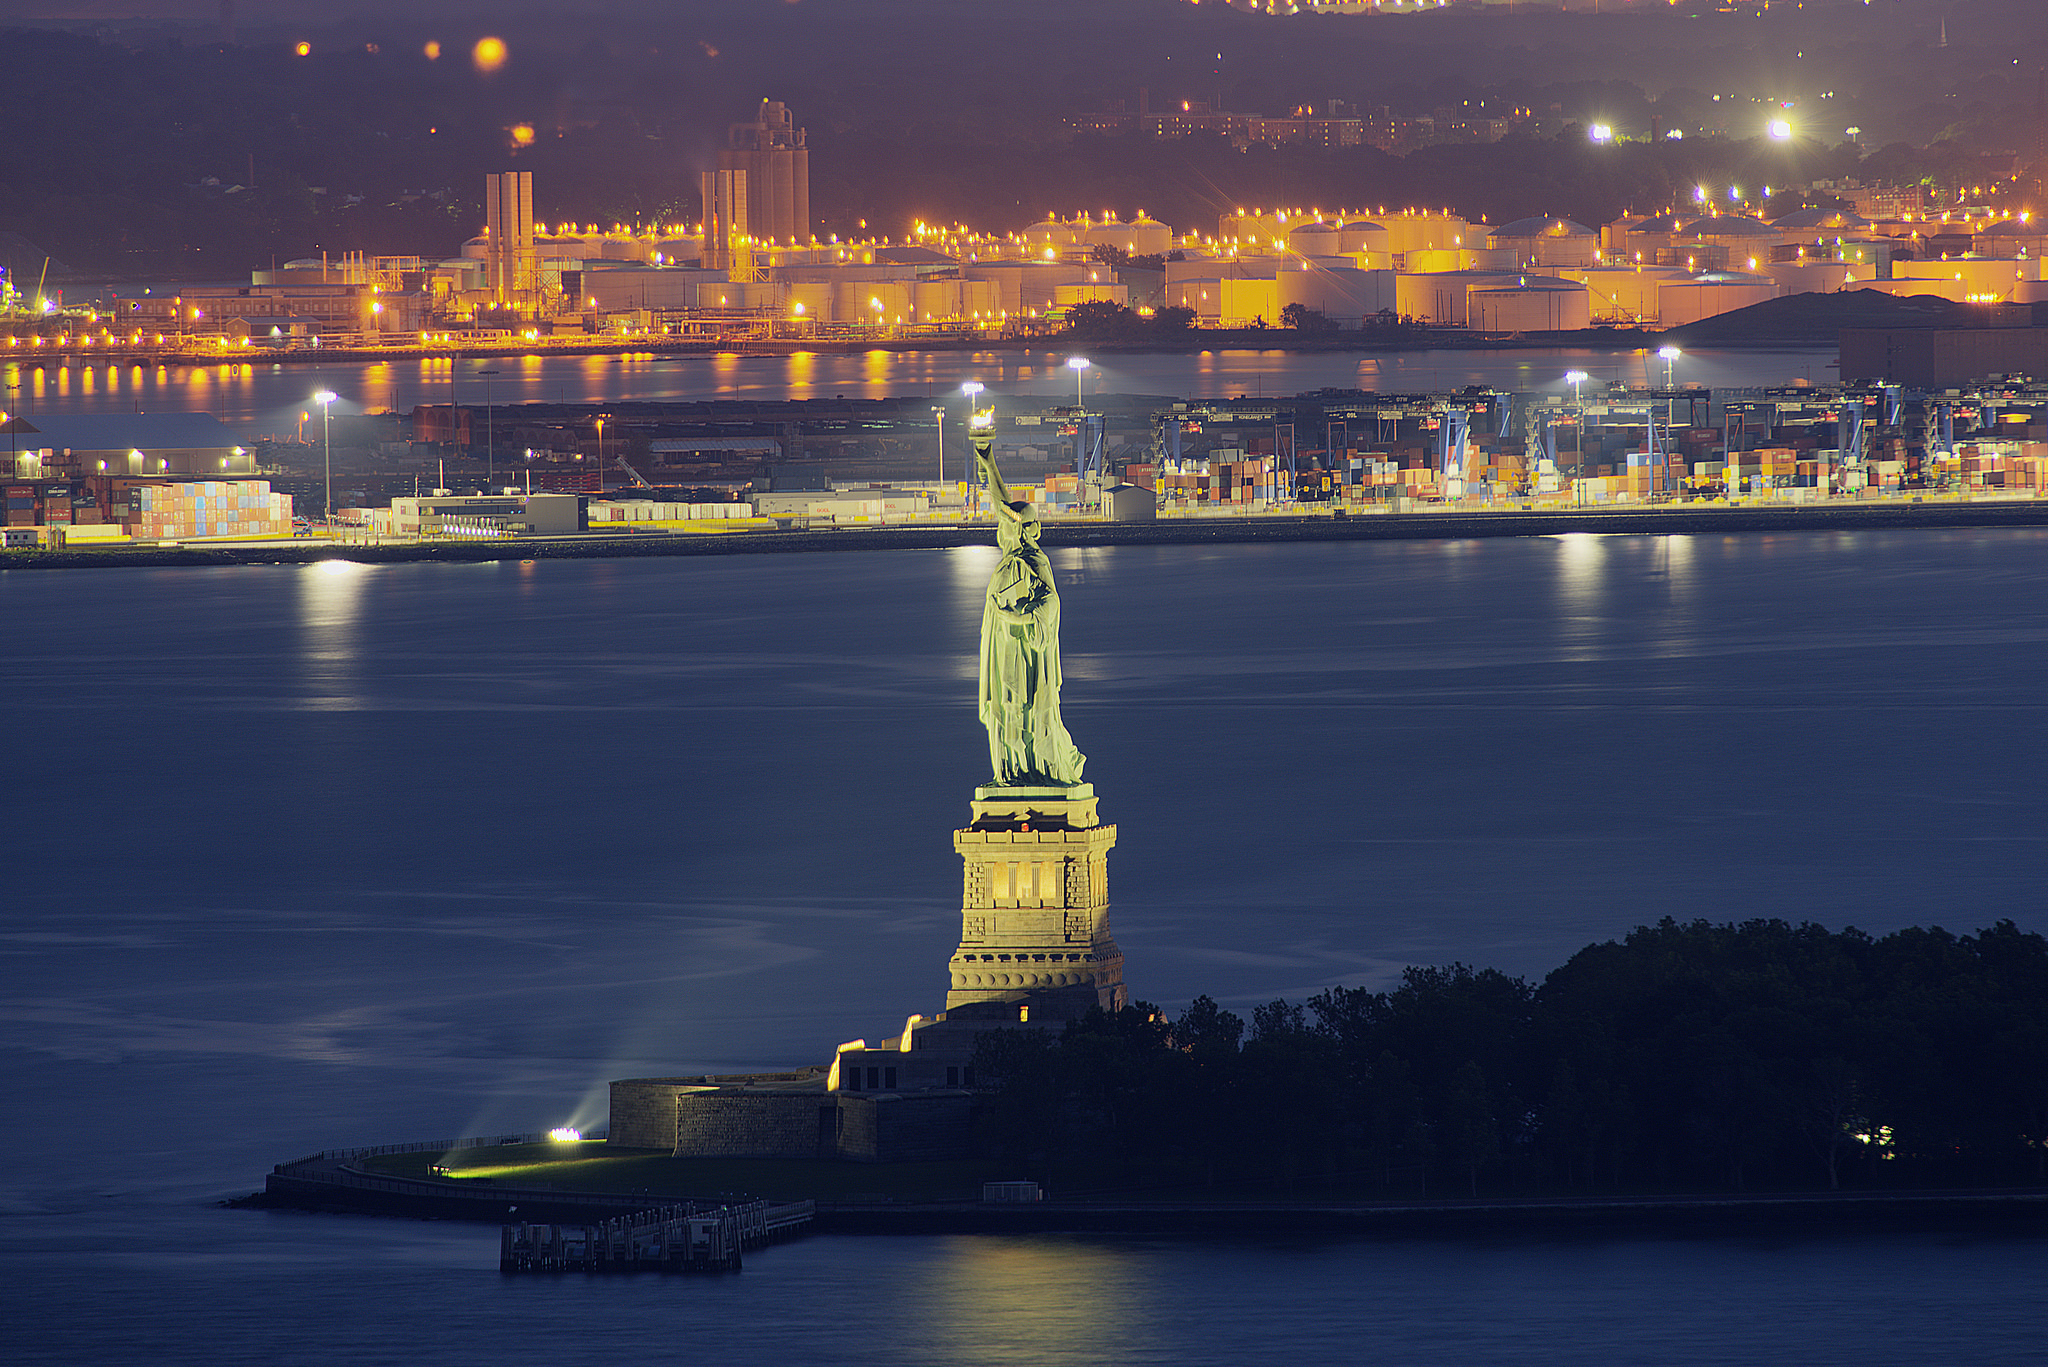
[974,919,2048,1198]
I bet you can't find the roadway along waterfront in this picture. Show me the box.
[9,496,2048,570]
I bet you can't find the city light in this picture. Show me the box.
[1588,124,1613,144]
[547,1127,582,1142]
[1067,355,1090,408]
[1768,120,1793,140]
[473,37,508,72]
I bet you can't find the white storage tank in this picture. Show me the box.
[1372,212,1474,255]
[1395,270,1520,326]
[834,279,913,323]
[1338,220,1389,253]
[1894,257,2045,293]
[1563,266,1688,323]
[1657,272,1779,326]
[1405,248,1474,274]
[785,281,833,320]
[1022,216,1080,251]
[1486,217,1600,268]
[1083,213,1172,256]
[1278,264,1396,324]
[966,262,1089,316]
[1761,261,1866,297]
[1467,278,1590,332]
[1288,221,1345,256]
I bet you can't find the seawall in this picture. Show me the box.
[16,498,2048,573]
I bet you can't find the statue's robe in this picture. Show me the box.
[979,537,1086,787]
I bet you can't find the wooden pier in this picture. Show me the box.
[499,1199,814,1274]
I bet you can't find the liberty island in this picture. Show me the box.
[606,409,1126,1161]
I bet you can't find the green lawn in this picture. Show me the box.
[359,1143,1015,1202]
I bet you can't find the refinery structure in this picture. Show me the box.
[62,198,2048,351]
[2,95,2042,356]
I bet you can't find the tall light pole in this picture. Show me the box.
[594,415,607,495]
[313,389,337,531]
[1067,355,1089,409]
[1658,345,1682,443]
[1563,371,1588,472]
[478,366,500,491]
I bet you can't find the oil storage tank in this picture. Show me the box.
[1278,263,1395,324]
[1467,277,1590,332]
[1084,213,1173,257]
[1395,270,1519,326]
[1563,266,1687,324]
[1486,217,1600,268]
[1657,272,1778,326]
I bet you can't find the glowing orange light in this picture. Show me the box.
[423,40,441,60]
[473,37,508,72]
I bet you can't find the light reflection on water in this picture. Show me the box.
[0,346,1835,433]
[6,1211,2042,1366]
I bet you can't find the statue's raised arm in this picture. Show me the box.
[973,423,1016,519]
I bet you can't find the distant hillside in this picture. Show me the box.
[1664,290,2030,346]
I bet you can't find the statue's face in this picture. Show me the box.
[998,503,1041,550]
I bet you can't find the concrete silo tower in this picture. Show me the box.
[717,100,810,248]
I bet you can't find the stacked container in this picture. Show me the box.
[130,481,294,540]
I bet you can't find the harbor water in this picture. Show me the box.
[1,344,1838,432]
[5,524,2046,1361]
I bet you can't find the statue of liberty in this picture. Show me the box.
[973,415,1086,789]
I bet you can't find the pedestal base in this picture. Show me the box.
[947,784,1123,1015]
[970,782,1098,830]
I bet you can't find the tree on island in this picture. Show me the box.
[973,919,2048,1200]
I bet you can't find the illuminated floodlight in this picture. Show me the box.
[1588,124,1613,144]
[970,408,995,431]
[1565,370,1589,404]
[1768,120,1793,141]
[1067,355,1090,408]
[1658,346,1682,361]
[547,1127,582,1142]
[1665,129,1684,141]
[961,381,985,399]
